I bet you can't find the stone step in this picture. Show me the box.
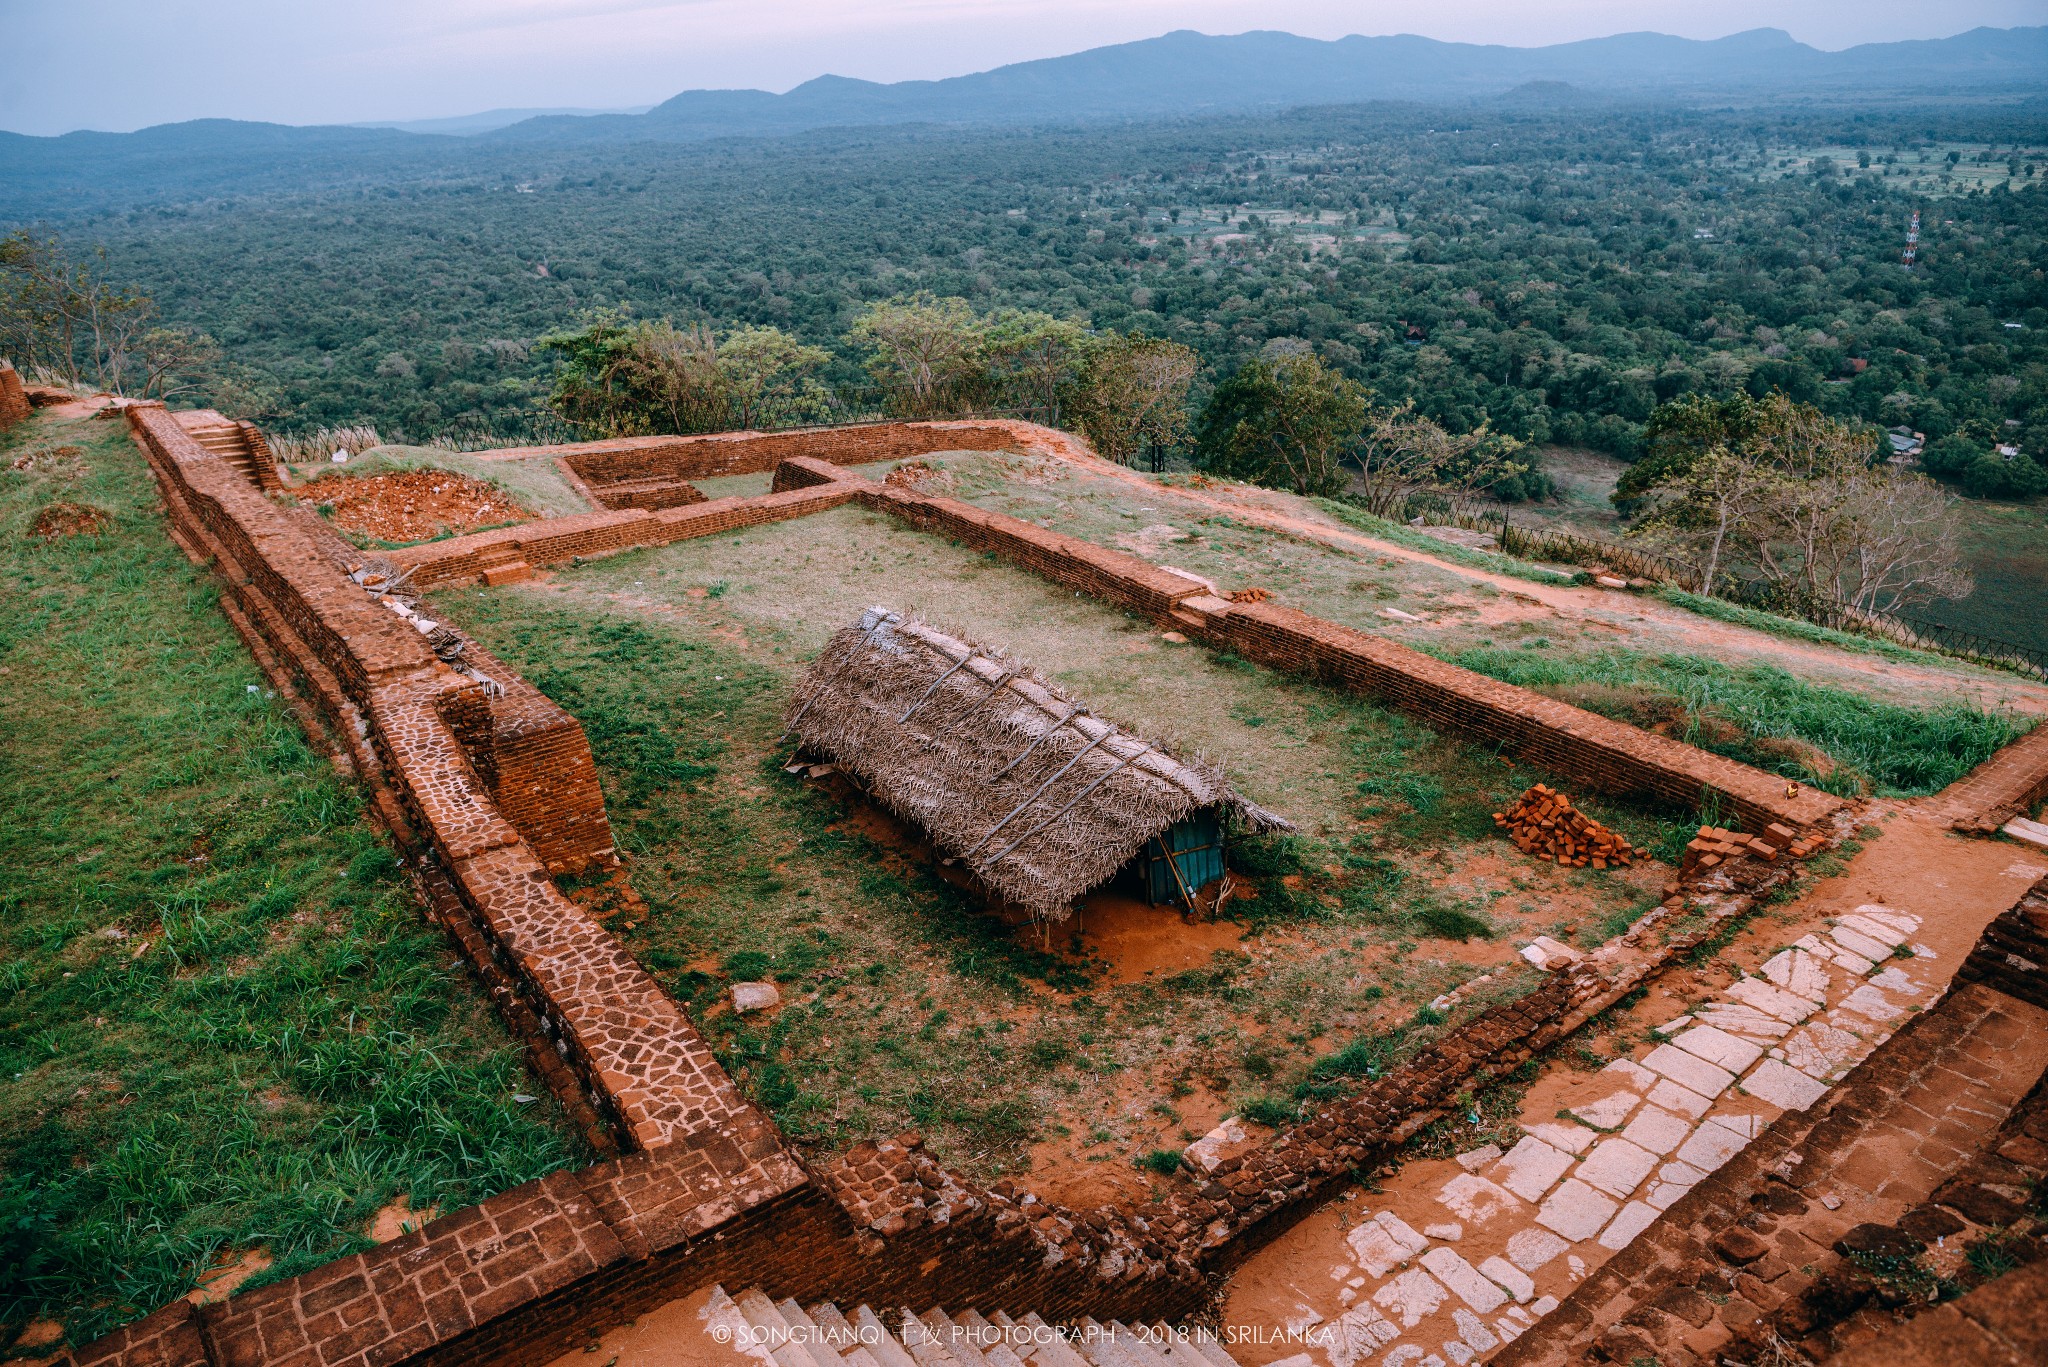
[734,1287,822,1367]
[1017,1312,1093,1367]
[852,1305,921,1367]
[704,1291,1244,1367]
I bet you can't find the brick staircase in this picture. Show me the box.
[705,1286,1246,1367]
[173,409,284,492]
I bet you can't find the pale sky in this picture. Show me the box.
[5,0,2044,136]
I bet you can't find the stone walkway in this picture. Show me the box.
[1220,814,2048,1367]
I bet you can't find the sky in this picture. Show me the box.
[4,0,2044,136]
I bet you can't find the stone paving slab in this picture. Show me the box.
[1236,900,1956,1367]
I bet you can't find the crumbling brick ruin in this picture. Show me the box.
[0,359,30,429]
[63,409,2048,1367]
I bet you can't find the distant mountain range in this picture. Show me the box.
[351,106,652,137]
[483,26,2048,145]
[3,25,2045,216]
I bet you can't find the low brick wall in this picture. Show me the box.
[1935,722,2048,833]
[126,403,762,1156]
[0,358,30,429]
[1960,871,2048,1011]
[862,481,1844,835]
[866,484,1220,624]
[545,419,1076,489]
[435,634,617,874]
[384,481,866,588]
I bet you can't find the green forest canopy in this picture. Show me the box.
[5,98,2046,497]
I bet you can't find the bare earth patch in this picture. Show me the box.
[298,469,532,544]
[28,501,112,540]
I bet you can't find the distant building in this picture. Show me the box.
[1886,427,1925,465]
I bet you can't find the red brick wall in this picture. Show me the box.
[864,485,1213,623]
[555,420,1045,489]
[1936,722,2048,833]
[1961,872,2048,1010]
[384,482,867,587]
[859,483,1843,836]
[0,359,30,429]
[439,635,616,873]
[125,404,759,1159]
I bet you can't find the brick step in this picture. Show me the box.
[705,1288,1245,1367]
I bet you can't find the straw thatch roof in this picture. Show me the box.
[784,608,1291,920]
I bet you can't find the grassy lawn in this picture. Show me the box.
[917,449,2033,776]
[1441,645,2025,799]
[1912,498,2048,660]
[0,414,586,1347]
[442,502,1687,1198]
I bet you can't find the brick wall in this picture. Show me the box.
[1933,722,2048,834]
[552,419,1065,490]
[863,485,1217,624]
[1960,871,2048,1011]
[384,481,867,587]
[0,359,30,429]
[859,483,1843,835]
[436,633,617,873]
[124,404,760,1157]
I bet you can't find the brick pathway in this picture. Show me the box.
[1219,817,2048,1367]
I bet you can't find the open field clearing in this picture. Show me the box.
[445,503,1700,1203]
[0,413,586,1345]
[910,450,2039,781]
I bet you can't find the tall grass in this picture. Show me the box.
[1445,645,2026,796]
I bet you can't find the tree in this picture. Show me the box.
[1067,332,1198,465]
[1625,393,1973,612]
[539,312,826,435]
[0,229,209,397]
[1349,403,1529,519]
[715,325,830,429]
[1195,352,1367,495]
[847,293,985,417]
[980,309,1088,423]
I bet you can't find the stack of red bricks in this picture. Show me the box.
[1678,821,1822,879]
[1494,784,1637,868]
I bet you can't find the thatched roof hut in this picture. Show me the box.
[785,608,1290,920]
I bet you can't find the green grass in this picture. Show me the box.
[1313,498,1580,587]
[444,556,1665,1183]
[1654,588,1942,665]
[1443,644,2026,797]
[0,414,585,1345]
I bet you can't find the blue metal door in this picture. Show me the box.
[1146,814,1225,905]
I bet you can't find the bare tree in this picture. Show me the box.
[1348,402,1528,518]
[1626,393,1973,612]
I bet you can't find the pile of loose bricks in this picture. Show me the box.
[72,410,1887,1367]
[1495,785,1638,868]
[1677,822,1825,881]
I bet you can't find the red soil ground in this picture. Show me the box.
[297,469,531,545]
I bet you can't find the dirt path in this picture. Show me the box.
[1216,809,2047,1367]
[1055,453,2048,717]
